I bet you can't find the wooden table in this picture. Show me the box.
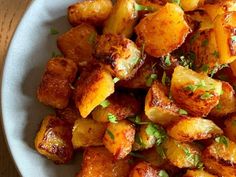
[0,1,31,176]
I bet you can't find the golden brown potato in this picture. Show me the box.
[92,93,141,123]
[78,146,131,177]
[35,115,73,164]
[57,23,97,69]
[167,117,223,142]
[231,59,236,77]
[129,162,157,177]
[74,65,114,118]
[37,58,78,109]
[145,81,181,126]
[210,81,236,117]
[68,0,113,26]
[213,12,236,64]
[94,34,143,80]
[183,169,217,177]
[72,118,107,148]
[135,3,191,57]
[137,0,166,11]
[163,138,203,168]
[171,66,222,117]
[179,0,205,11]
[103,120,135,159]
[203,138,236,177]
[224,115,236,142]
[103,0,138,37]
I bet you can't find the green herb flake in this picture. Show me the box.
[201,39,209,47]
[129,152,145,159]
[51,51,62,58]
[161,72,170,86]
[156,146,166,159]
[200,92,213,100]
[157,170,169,177]
[164,54,171,66]
[215,135,229,147]
[146,123,167,145]
[113,77,120,83]
[231,35,236,42]
[128,116,148,125]
[135,134,145,147]
[146,73,158,87]
[87,32,97,45]
[100,100,110,108]
[106,129,115,140]
[200,64,209,73]
[216,102,222,110]
[50,28,59,35]
[212,50,220,58]
[190,32,200,44]
[134,3,155,11]
[179,109,188,115]
[107,113,118,123]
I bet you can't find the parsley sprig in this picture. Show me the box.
[107,113,118,123]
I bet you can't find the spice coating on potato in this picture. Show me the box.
[135,3,191,57]
[74,65,114,118]
[34,115,73,164]
[95,34,143,80]
[78,146,131,177]
[57,23,97,69]
[129,162,157,177]
[103,120,135,159]
[92,93,141,122]
[224,115,236,143]
[68,0,113,26]
[183,169,217,177]
[37,58,78,109]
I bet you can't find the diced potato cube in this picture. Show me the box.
[145,81,180,126]
[57,23,97,69]
[179,0,205,11]
[167,117,223,142]
[135,3,191,57]
[103,120,135,159]
[171,66,222,117]
[103,0,137,37]
[203,139,236,177]
[183,170,217,177]
[74,65,114,118]
[129,162,157,177]
[210,81,236,117]
[37,58,78,109]
[77,147,130,177]
[72,118,107,148]
[94,34,142,80]
[163,138,202,168]
[92,93,141,123]
[68,0,113,26]
[224,115,236,142]
[34,115,73,164]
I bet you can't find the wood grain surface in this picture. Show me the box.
[0,0,31,177]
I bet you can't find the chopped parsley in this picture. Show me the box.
[200,64,209,73]
[106,129,114,140]
[107,113,118,123]
[201,39,209,47]
[129,152,145,159]
[146,123,167,146]
[158,170,169,177]
[212,50,220,58]
[134,3,155,11]
[135,134,145,147]
[216,102,222,110]
[156,145,166,159]
[210,64,229,77]
[100,100,110,108]
[215,135,229,147]
[113,77,120,83]
[190,32,200,44]
[146,73,158,87]
[231,35,236,42]
[184,80,206,92]
[179,109,188,115]
[50,27,59,35]
[200,92,213,100]
[128,115,148,125]
[161,72,170,86]
[179,52,195,69]
[164,54,171,66]
[87,32,97,45]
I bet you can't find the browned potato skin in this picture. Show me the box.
[74,65,114,118]
[94,34,142,80]
[103,120,135,159]
[224,115,236,142]
[145,81,181,126]
[210,81,236,117]
[72,118,107,148]
[129,162,157,177]
[68,0,113,27]
[37,58,78,109]
[135,3,191,57]
[34,115,73,164]
[167,117,223,142]
[203,140,236,177]
[183,170,217,177]
[92,93,141,122]
[57,23,97,70]
[77,146,131,177]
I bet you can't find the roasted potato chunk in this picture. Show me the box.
[95,34,143,80]
[74,65,114,118]
[57,23,97,69]
[35,115,73,164]
[163,138,203,168]
[68,0,113,26]
[129,162,157,177]
[103,0,138,37]
[103,120,135,159]
[145,81,181,126]
[224,115,236,142]
[92,93,141,122]
[179,0,205,11]
[72,118,107,148]
[183,169,217,177]
[167,117,223,142]
[210,81,236,117]
[203,138,236,177]
[135,3,191,57]
[37,58,78,109]
[78,147,131,177]
[171,66,222,117]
